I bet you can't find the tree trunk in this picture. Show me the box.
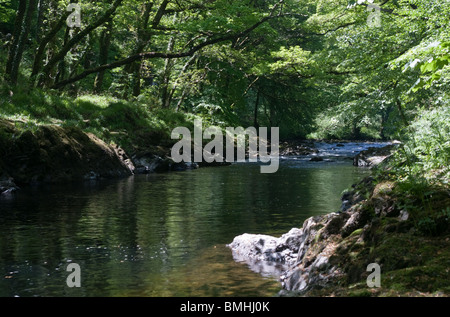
[120,2,154,98]
[380,103,394,140]
[351,122,362,140]
[160,36,175,107]
[253,90,260,129]
[168,54,197,107]
[54,26,71,84]
[30,5,72,82]
[35,0,47,43]
[94,19,113,93]
[123,1,170,98]
[396,99,409,127]
[5,0,27,81]
[9,0,38,85]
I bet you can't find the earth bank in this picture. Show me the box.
[0,118,192,195]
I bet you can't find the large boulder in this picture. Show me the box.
[228,213,350,293]
[227,228,302,267]
[279,214,346,293]
[132,151,198,174]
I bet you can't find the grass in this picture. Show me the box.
[0,84,197,154]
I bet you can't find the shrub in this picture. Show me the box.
[390,106,449,185]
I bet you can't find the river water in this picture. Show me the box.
[0,142,390,297]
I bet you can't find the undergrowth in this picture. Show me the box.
[0,84,198,153]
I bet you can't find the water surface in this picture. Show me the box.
[0,142,386,297]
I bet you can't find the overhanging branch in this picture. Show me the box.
[51,3,285,89]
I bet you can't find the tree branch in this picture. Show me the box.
[51,3,285,89]
[39,0,123,86]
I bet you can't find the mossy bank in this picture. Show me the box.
[0,89,202,194]
[291,175,450,297]
[229,146,450,297]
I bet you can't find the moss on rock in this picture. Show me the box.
[280,173,450,297]
[0,118,134,186]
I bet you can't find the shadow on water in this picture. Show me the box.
[0,142,382,296]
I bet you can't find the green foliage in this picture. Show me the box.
[370,105,450,236]
[0,0,16,34]
[390,106,450,185]
[0,84,194,152]
[306,0,450,140]
[416,206,449,237]
[0,0,449,145]
[308,111,383,140]
[411,42,450,91]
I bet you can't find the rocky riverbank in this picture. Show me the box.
[0,118,238,195]
[0,119,133,194]
[353,143,399,167]
[0,120,398,198]
[0,118,195,195]
[280,139,318,156]
[228,144,450,296]
[1,118,323,195]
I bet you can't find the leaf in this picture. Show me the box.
[435,57,449,70]
[403,58,421,72]
[430,72,441,81]
[420,59,436,73]
[441,42,450,49]
[411,78,425,92]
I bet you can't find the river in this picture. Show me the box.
[0,141,390,297]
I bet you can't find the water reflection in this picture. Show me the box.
[0,151,372,297]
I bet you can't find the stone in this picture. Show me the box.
[0,176,19,195]
[399,210,409,221]
[353,144,398,167]
[341,205,372,237]
[279,140,318,156]
[229,212,347,294]
[227,233,291,277]
[322,213,349,237]
[227,228,303,267]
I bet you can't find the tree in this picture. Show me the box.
[36,0,123,87]
[93,18,113,93]
[304,0,449,139]
[5,0,37,85]
[1,0,448,142]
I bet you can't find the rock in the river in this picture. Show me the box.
[227,228,302,268]
[353,144,398,167]
[228,213,350,293]
[227,228,304,277]
[279,213,349,293]
[0,174,19,195]
[280,140,318,156]
[132,151,200,173]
